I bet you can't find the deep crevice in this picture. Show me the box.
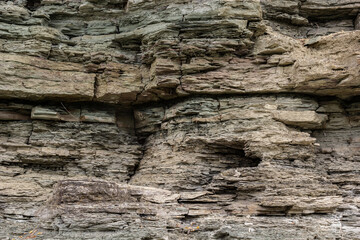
[5,162,66,172]
[26,0,41,11]
[92,75,99,101]
[108,0,128,9]
[209,146,261,168]
[127,154,142,181]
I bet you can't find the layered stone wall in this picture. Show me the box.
[0,0,359,239]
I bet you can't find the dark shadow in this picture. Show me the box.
[26,0,41,11]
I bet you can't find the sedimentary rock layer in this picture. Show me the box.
[0,0,359,239]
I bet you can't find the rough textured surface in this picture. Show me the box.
[0,0,360,239]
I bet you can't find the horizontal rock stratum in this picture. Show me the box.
[0,0,359,239]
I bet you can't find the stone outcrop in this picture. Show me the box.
[0,0,360,239]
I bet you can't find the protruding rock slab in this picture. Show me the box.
[272,111,328,129]
[0,53,96,101]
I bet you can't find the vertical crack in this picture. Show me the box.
[92,75,99,101]
[128,128,145,182]
[127,107,147,182]
[216,96,222,122]
[133,74,146,105]
[178,30,189,96]
[127,153,142,182]
[26,121,34,145]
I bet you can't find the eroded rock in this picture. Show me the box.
[0,0,360,239]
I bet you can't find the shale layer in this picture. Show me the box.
[0,0,360,239]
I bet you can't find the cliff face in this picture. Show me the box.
[0,0,360,239]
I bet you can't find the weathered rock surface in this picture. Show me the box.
[0,0,360,239]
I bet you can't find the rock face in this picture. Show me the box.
[0,0,359,239]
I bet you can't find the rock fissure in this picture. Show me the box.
[25,0,41,11]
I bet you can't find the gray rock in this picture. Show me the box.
[0,0,360,239]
